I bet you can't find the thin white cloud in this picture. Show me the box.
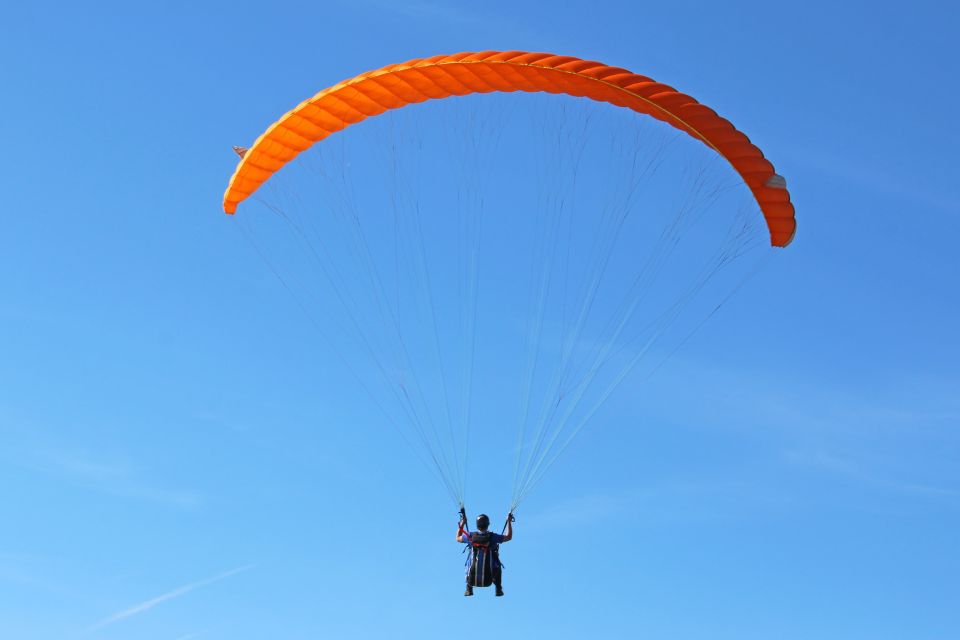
[333,0,542,42]
[338,0,487,27]
[786,449,960,499]
[525,480,786,535]
[0,434,202,509]
[581,357,960,515]
[634,354,960,437]
[785,147,959,216]
[88,565,254,633]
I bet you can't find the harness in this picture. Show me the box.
[458,508,512,586]
[468,531,498,559]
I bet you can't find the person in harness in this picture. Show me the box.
[457,509,513,597]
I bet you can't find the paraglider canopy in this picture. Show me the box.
[223,51,795,246]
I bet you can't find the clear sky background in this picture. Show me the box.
[2,1,958,639]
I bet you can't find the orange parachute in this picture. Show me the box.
[223,51,795,246]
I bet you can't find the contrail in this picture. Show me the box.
[88,564,254,633]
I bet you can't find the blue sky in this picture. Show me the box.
[1,1,958,638]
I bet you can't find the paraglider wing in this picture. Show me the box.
[222,51,796,246]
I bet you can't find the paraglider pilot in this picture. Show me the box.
[458,508,513,597]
